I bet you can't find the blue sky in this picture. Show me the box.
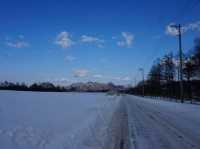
[0,0,200,85]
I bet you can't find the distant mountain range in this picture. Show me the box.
[65,82,125,92]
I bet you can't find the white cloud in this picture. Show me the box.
[6,35,29,48]
[112,76,131,81]
[80,35,104,47]
[112,77,121,81]
[183,21,200,32]
[65,55,76,62]
[122,76,131,81]
[166,21,200,36]
[6,41,29,48]
[117,32,134,48]
[165,23,180,36]
[80,35,104,43]
[55,31,74,48]
[48,78,74,85]
[73,69,89,77]
[93,74,103,78]
[53,78,69,83]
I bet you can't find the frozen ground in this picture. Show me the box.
[1,91,200,149]
[125,95,200,149]
[0,91,121,149]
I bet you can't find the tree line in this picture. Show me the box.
[128,37,200,102]
[0,81,124,92]
[0,82,67,92]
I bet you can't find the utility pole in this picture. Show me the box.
[139,68,145,96]
[170,24,184,103]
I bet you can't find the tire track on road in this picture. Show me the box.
[104,98,130,149]
[125,95,200,149]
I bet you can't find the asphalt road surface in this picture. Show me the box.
[124,95,200,149]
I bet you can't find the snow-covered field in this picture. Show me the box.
[2,91,199,149]
[0,91,121,149]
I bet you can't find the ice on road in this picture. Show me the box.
[125,95,200,149]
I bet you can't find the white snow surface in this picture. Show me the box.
[125,95,200,149]
[0,91,121,149]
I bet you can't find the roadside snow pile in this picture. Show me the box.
[134,95,200,125]
[0,91,121,149]
[146,96,200,105]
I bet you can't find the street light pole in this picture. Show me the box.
[134,77,137,87]
[139,68,145,96]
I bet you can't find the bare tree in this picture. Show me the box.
[183,57,196,99]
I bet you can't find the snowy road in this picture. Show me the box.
[124,95,200,149]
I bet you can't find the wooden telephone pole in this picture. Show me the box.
[170,24,184,103]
